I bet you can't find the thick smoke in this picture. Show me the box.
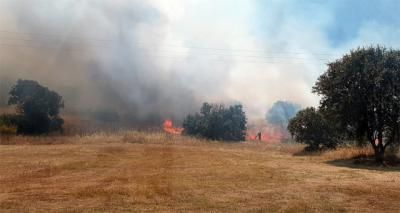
[0,0,199,124]
[1,1,399,126]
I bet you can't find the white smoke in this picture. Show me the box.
[1,0,399,123]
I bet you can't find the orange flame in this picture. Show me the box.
[246,120,286,143]
[246,131,268,142]
[246,130,283,143]
[163,119,183,135]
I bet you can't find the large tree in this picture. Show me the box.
[313,46,400,163]
[183,103,247,141]
[8,79,64,134]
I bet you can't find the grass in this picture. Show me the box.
[0,132,400,212]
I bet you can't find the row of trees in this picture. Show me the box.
[288,46,400,163]
[1,79,247,139]
[5,46,400,165]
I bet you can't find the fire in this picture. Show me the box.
[163,119,183,135]
[246,130,283,143]
[246,131,268,142]
[246,120,286,143]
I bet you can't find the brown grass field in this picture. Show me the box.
[0,132,399,212]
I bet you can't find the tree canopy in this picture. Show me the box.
[8,79,64,135]
[288,107,338,151]
[313,46,400,163]
[182,103,247,141]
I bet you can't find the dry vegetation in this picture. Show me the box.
[0,132,400,212]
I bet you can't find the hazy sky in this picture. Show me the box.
[1,0,400,120]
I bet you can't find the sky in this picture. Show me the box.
[0,0,400,121]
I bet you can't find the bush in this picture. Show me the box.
[288,107,339,151]
[182,103,247,141]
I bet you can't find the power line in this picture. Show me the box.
[0,38,333,61]
[0,42,331,65]
[0,30,336,65]
[0,29,340,57]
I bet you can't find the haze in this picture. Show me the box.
[1,0,400,122]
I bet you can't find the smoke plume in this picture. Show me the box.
[1,0,399,125]
[0,0,199,124]
[266,101,301,130]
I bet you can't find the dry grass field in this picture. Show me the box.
[0,132,399,212]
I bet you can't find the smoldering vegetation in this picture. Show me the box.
[0,1,200,126]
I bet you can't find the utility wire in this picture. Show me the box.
[0,43,330,66]
[0,30,340,57]
[0,30,336,65]
[0,38,334,61]
[0,42,331,65]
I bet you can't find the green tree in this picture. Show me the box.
[183,103,247,141]
[313,46,400,163]
[8,79,64,135]
[288,107,338,151]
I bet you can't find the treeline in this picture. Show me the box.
[0,79,248,141]
[3,46,400,165]
[288,46,400,164]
